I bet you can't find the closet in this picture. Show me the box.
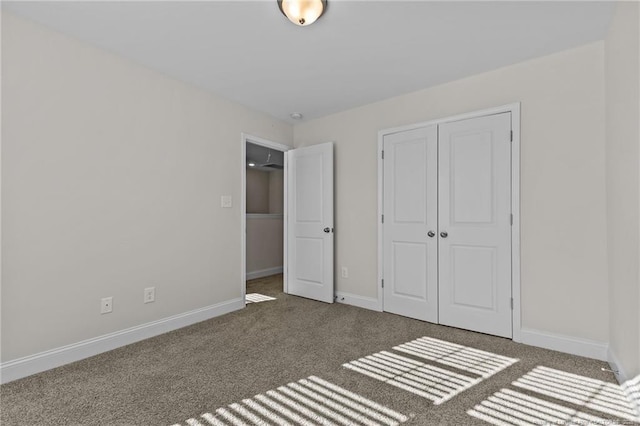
[382,112,513,338]
[245,144,284,280]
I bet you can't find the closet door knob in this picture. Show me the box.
[427,231,435,238]
[440,231,448,238]
[323,227,331,233]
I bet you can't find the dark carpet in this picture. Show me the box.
[1,274,636,426]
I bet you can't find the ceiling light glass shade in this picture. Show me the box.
[278,0,326,26]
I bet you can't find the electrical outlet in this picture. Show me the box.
[341,267,348,278]
[101,297,113,314]
[144,287,155,304]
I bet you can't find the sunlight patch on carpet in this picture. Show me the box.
[512,366,640,422]
[170,376,408,426]
[343,350,481,405]
[467,388,618,426]
[622,374,640,416]
[246,293,277,304]
[393,337,518,378]
[343,337,518,405]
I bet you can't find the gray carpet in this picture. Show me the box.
[1,274,636,426]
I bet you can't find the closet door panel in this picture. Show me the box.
[382,126,438,323]
[438,113,512,338]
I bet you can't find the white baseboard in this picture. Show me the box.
[519,327,608,361]
[608,346,631,383]
[335,292,382,312]
[246,266,283,280]
[0,297,245,384]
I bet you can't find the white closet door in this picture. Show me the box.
[438,113,512,338]
[286,142,334,303]
[383,126,438,322]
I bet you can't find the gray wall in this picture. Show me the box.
[1,13,292,361]
[3,5,639,382]
[605,2,640,381]
[246,169,284,275]
[294,42,609,344]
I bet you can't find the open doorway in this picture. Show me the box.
[241,134,290,305]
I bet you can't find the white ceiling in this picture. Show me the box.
[4,1,614,123]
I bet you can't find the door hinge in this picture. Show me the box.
[381,214,384,223]
[381,150,384,159]
[382,279,384,288]
[510,213,513,225]
[511,298,514,310]
[510,130,513,142]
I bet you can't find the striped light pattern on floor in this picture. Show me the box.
[393,337,518,378]
[343,350,481,405]
[513,366,640,422]
[467,388,619,426]
[246,293,277,304]
[170,376,408,426]
[622,374,640,416]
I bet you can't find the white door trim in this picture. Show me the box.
[377,103,522,342]
[241,133,291,302]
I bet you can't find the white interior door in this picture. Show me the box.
[438,113,512,338]
[382,127,438,322]
[286,142,334,303]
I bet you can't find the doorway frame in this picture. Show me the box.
[377,103,522,342]
[241,133,291,303]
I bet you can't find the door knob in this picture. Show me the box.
[323,227,331,233]
[427,231,435,238]
[440,231,448,238]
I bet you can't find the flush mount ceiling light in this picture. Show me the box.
[278,0,327,26]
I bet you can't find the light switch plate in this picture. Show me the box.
[221,195,232,208]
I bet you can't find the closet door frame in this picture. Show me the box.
[377,103,521,342]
